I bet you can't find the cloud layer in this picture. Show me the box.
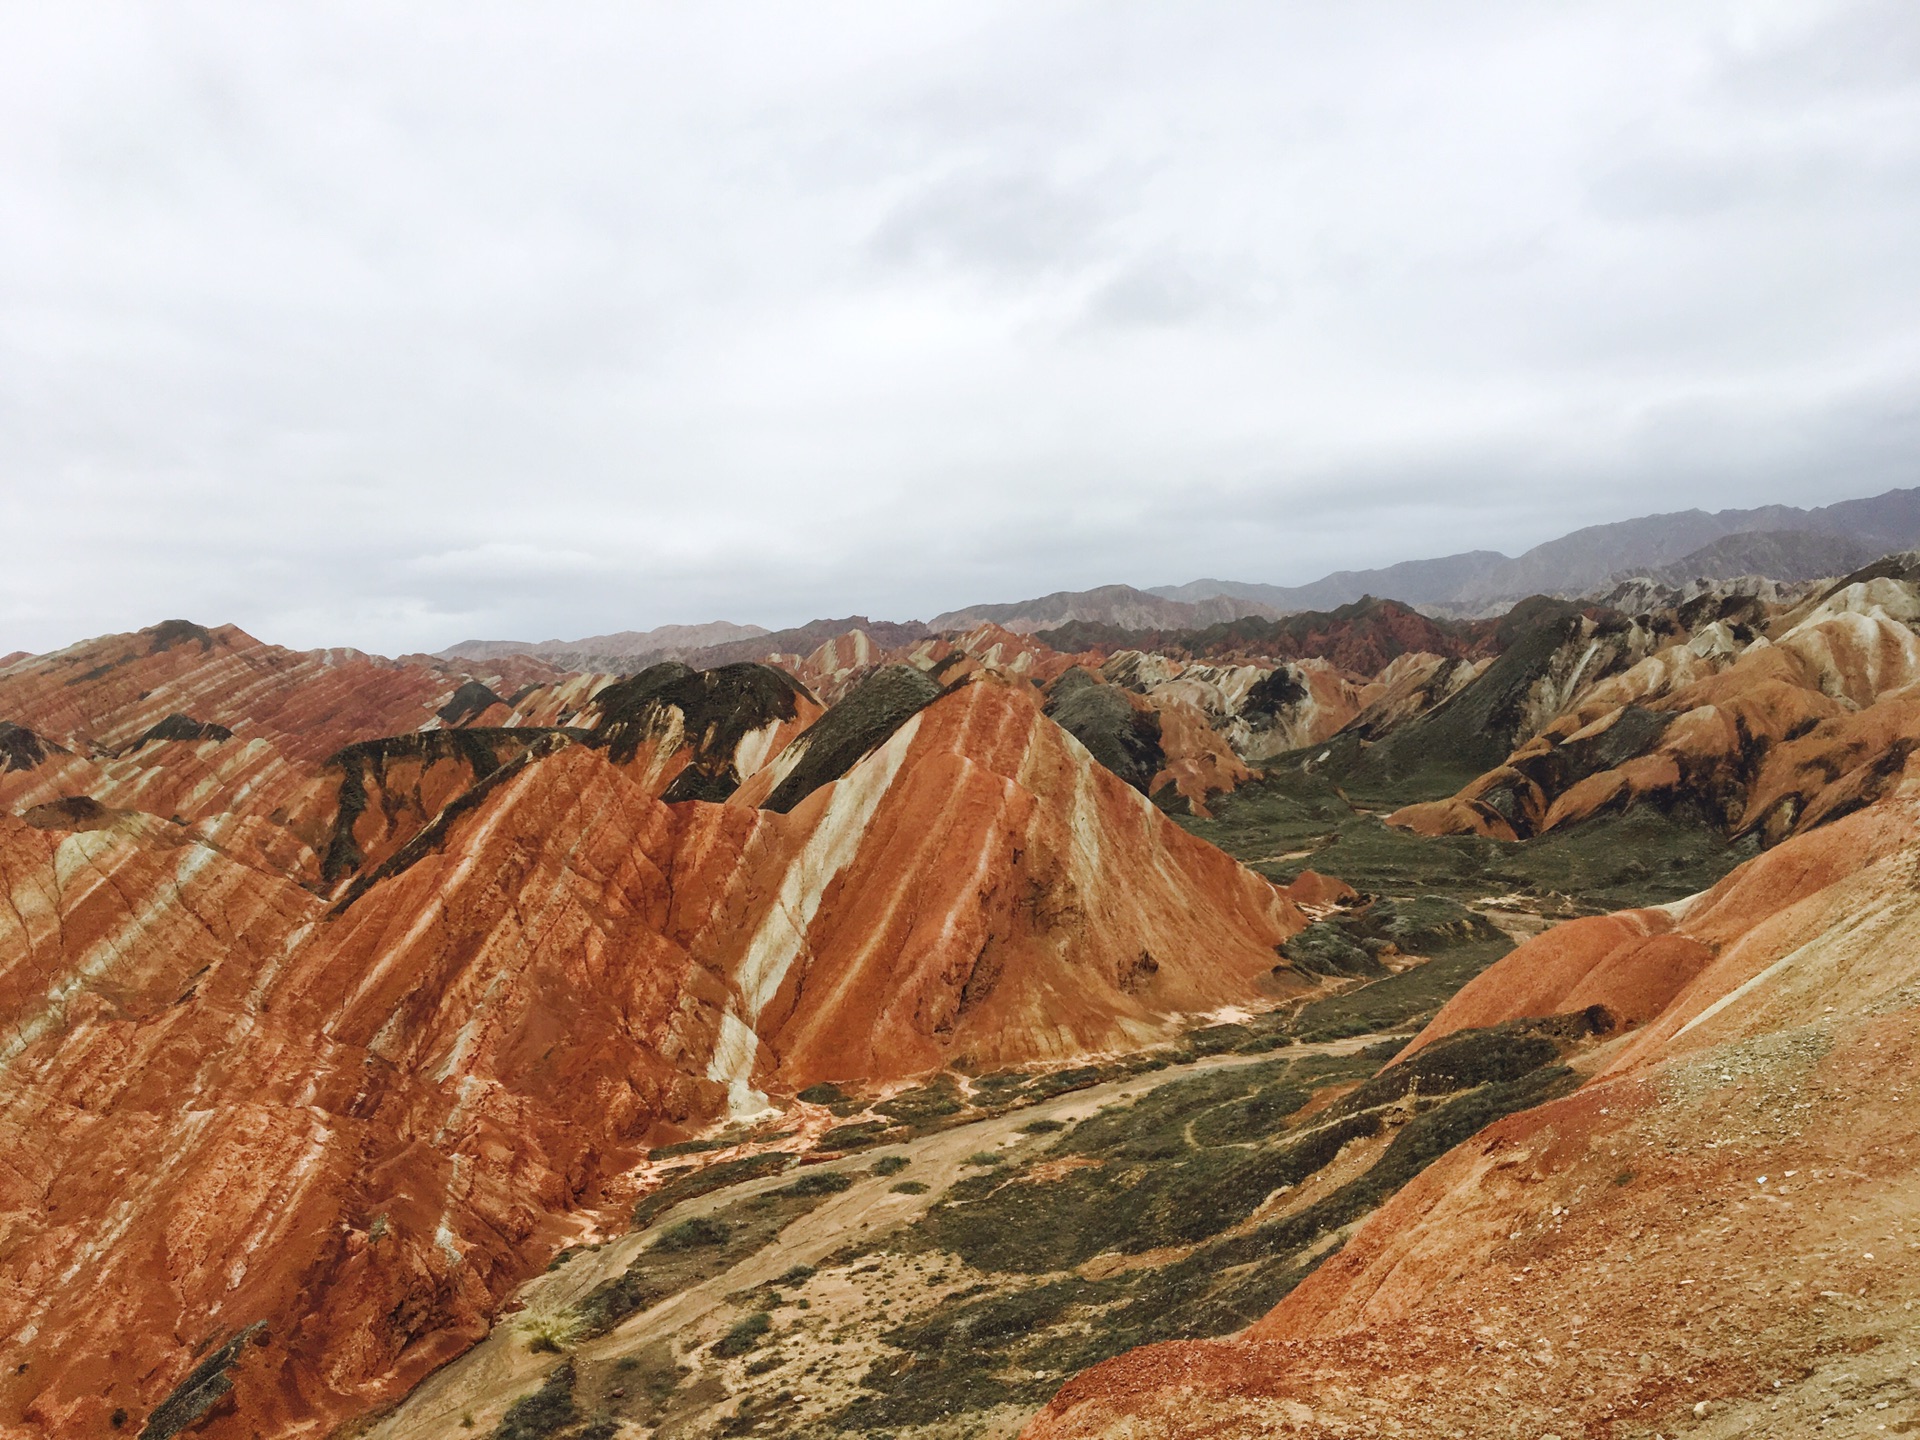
[3,1,1916,653]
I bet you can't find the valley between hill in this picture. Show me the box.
[3,556,1919,1440]
[358,1035,1390,1440]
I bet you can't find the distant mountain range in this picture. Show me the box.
[440,617,931,674]
[1151,485,1920,614]
[1617,528,1876,589]
[439,620,768,666]
[929,584,1279,634]
[438,485,1919,662]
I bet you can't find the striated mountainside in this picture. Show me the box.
[9,549,1920,1440]
[442,619,935,678]
[1389,574,1920,843]
[0,620,563,764]
[1035,595,1495,674]
[0,623,1328,1438]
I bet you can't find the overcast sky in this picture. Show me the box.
[3,1,1917,654]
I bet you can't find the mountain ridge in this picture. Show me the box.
[422,487,1917,670]
[1152,484,1920,612]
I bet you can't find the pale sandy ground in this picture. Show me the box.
[362,1036,1382,1440]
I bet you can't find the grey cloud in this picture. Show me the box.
[867,167,1118,280]
[1,2,1916,655]
[1717,0,1920,101]
[1076,251,1281,330]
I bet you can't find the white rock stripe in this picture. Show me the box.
[705,712,925,1116]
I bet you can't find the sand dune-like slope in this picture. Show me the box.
[1025,792,1920,1439]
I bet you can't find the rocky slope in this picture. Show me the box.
[1035,596,1494,674]
[1025,784,1920,1440]
[0,627,1324,1438]
[0,621,561,764]
[1389,574,1920,842]
[9,554,1920,1440]
[438,622,771,666]
[1604,526,1875,589]
[447,619,936,678]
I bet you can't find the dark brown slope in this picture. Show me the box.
[1035,596,1501,671]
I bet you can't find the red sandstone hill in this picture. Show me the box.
[0,620,562,765]
[0,623,1325,1436]
[1024,786,1920,1440]
[19,576,1913,1439]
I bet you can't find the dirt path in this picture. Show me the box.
[365,1036,1381,1440]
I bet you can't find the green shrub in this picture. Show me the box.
[575,1268,651,1336]
[1016,1118,1065,1134]
[653,1216,732,1252]
[891,1180,930,1195]
[1334,1013,1605,1118]
[798,1082,847,1104]
[818,1120,891,1150]
[775,1263,816,1285]
[775,1170,855,1197]
[1187,1086,1310,1147]
[631,1152,791,1228]
[648,1136,735,1160]
[493,1363,576,1440]
[1024,1066,1102,1100]
[713,1312,772,1358]
[870,1155,910,1176]
[963,1151,1003,1167]
[518,1311,584,1354]
[875,1075,965,1125]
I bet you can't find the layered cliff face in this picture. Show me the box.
[0,635,1317,1437]
[1024,787,1920,1440]
[724,678,1315,1087]
[1390,577,1920,842]
[1101,653,1374,767]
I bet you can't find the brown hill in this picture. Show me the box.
[437,620,770,664]
[1024,787,1920,1440]
[933,584,1279,634]
[0,644,1320,1436]
[1035,595,1496,673]
[0,620,560,764]
[1390,576,1920,842]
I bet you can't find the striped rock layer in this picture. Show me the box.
[1390,578,1920,844]
[0,629,1317,1437]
